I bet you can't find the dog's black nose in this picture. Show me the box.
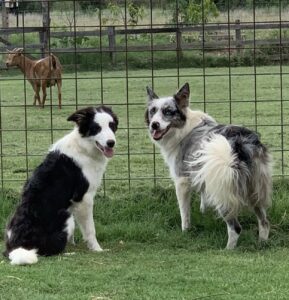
[106,140,115,148]
[151,122,160,130]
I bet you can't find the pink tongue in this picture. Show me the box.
[153,130,163,139]
[104,147,114,158]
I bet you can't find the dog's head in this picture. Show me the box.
[68,105,118,158]
[145,83,190,142]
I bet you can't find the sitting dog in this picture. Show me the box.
[145,83,272,249]
[4,105,118,264]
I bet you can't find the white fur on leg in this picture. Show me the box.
[258,219,270,241]
[9,248,38,265]
[65,214,75,244]
[226,226,240,250]
[200,192,206,213]
[73,194,103,252]
[175,177,191,231]
[7,230,12,240]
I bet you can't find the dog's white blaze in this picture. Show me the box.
[93,112,116,148]
[189,134,240,217]
[9,247,38,265]
[148,97,172,131]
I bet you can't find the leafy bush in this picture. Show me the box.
[103,0,145,26]
[172,0,219,25]
[214,0,289,10]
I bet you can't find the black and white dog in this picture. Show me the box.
[4,105,118,265]
[145,83,272,249]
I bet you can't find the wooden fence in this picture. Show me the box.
[1,20,289,64]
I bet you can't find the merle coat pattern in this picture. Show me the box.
[145,83,272,249]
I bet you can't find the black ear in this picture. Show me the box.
[67,107,94,125]
[174,83,190,109]
[146,86,159,102]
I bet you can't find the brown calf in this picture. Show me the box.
[6,48,62,109]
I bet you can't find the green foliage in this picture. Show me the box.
[214,0,289,10]
[127,1,145,25]
[77,0,103,10]
[104,0,145,26]
[172,0,219,24]
[17,1,41,13]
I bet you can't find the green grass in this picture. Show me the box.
[1,181,289,299]
[1,65,289,299]
[1,65,289,194]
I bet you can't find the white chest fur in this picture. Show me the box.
[51,128,108,194]
[77,155,107,193]
[161,147,179,180]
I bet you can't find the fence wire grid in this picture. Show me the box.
[0,0,289,197]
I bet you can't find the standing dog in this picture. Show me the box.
[4,105,118,265]
[145,83,272,249]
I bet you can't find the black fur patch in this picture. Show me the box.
[145,101,186,129]
[96,105,119,131]
[5,151,89,256]
[170,101,187,128]
[67,105,118,137]
[211,125,265,167]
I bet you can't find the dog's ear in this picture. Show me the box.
[146,86,159,102]
[67,107,94,125]
[174,83,190,109]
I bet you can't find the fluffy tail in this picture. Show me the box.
[189,134,249,218]
[9,247,38,265]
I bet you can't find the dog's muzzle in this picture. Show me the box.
[150,125,170,141]
[95,140,115,158]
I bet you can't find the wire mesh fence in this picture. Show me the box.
[0,0,289,198]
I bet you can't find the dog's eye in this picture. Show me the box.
[109,122,117,132]
[89,124,101,136]
[163,109,175,116]
[150,107,157,115]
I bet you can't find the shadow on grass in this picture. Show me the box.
[1,179,289,252]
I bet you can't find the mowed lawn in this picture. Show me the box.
[1,65,289,194]
[1,182,289,300]
[1,66,289,299]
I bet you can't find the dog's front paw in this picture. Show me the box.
[87,240,103,252]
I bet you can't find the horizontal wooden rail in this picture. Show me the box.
[1,20,289,63]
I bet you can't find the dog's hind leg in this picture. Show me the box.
[175,177,192,231]
[254,206,270,241]
[200,192,207,213]
[223,217,242,250]
[72,195,103,252]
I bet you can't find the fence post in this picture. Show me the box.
[176,28,183,58]
[235,19,242,55]
[41,0,50,57]
[39,31,45,58]
[2,1,9,41]
[108,26,116,65]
